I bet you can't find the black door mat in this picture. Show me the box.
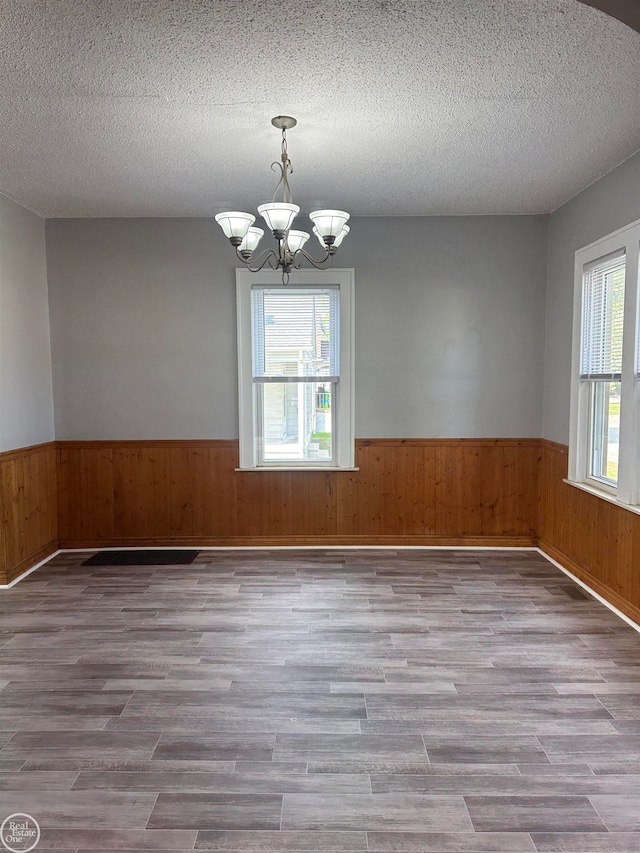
[82,550,198,566]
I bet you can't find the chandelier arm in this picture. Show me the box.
[292,246,333,270]
[270,159,293,204]
[280,126,294,204]
[235,246,279,273]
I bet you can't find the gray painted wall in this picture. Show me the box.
[339,216,547,438]
[46,215,548,440]
[46,219,238,440]
[0,194,54,451]
[543,151,640,444]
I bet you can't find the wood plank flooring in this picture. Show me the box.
[0,548,639,852]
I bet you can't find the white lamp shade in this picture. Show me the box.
[309,209,350,238]
[332,224,350,248]
[257,202,300,232]
[286,230,310,253]
[215,211,255,240]
[239,226,264,254]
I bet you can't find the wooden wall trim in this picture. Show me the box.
[539,438,569,455]
[540,539,640,626]
[56,439,236,450]
[57,437,540,450]
[0,442,58,585]
[59,535,536,549]
[0,440,57,461]
[358,438,540,447]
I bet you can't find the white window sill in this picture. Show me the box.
[236,467,360,473]
[563,478,640,516]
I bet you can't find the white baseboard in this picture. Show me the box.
[0,549,63,590]
[537,546,640,634]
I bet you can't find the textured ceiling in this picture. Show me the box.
[0,0,639,217]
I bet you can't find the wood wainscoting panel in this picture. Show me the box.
[0,442,57,584]
[434,440,539,538]
[57,438,538,548]
[58,441,239,543]
[168,443,238,538]
[235,468,337,537]
[57,444,115,543]
[538,439,640,624]
[336,440,436,537]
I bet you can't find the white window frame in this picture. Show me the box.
[569,218,640,510]
[236,268,355,470]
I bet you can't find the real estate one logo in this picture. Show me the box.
[1,814,40,852]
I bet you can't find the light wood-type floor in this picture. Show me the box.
[1,548,639,852]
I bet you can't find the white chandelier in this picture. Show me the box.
[215,116,350,284]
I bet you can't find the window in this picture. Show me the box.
[236,268,355,469]
[569,219,640,508]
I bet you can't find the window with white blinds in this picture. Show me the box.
[570,219,640,508]
[236,269,355,470]
[251,287,339,380]
[580,250,625,380]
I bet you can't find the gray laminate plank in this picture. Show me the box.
[231,761,308,774]
[152,733,274,761]
[361,720,618,735]
[0,758,25,770]
[365,694,613,721]
[280,793,473,831]
[20,758,236,772]
[34,829,198,849]
[194,829,367,850]
[123,690,367,719]
[464,796,607,832]
[273,733,427,762]
[0,715,111,731]
[538,734,640,763]
[516,763,594,775]
[0,690,133,715]
[147,793,283,830]
[0,770,80,790]
[0,792,157,829]
[308,761,521,775]
[588,795,640,831]
[371,773,640,796]
[531,832,640,851]
[1,731,161,762]
[366,831,537,851]
[106,715,363,733]
[424,736,549,764]
[73,769,371,794]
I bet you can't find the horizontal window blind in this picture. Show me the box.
[581,249,626,380]
[251,287,340,381]
[637,249,640,379]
